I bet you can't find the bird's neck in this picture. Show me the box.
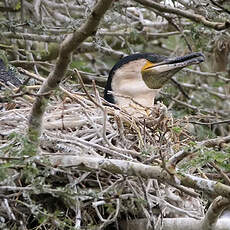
[111,59,161,115]
[113,90,160,116]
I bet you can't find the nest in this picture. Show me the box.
[0,84,204,229]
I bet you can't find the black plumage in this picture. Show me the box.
[0,58,22,88]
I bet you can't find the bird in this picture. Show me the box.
[0,58,22,89]
[104,52,204,116]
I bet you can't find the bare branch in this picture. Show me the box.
[27,0,114,146]
[1,32,62,43]
[133,0,230,30]
[47,155,230,199]
[198,135,230,148]
[121,217,230,230]
[201,196,230,230]
[209,162,230,186]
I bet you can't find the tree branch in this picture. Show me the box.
[133,0,230,30]
[121,217,230,230]
[1,32,62,43]
[198,135,230,148]
[201,196,230,230]
[27,0,114,147]
[47,155,230,199]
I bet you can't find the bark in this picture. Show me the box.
[27,0,114,147]
[48,155,230,199]
[201,196,230,230]
[120,217,230,230]
[133,0,230,30]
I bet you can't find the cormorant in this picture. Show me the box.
[104,52,204,115]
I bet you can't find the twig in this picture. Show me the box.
[210,0,230,15]
[139,177,155,229]
[188,119,230,126]
[198,135,230,148]
[160,92,228,117]
[0,91,52,103]
[133,0,230,30]
[170,78,190,99]
[182,68,230,83]
[209,161,230,186]
[74,68,104,110]
[167,148,199,169]
[3,199,16,221]
[17,67,45,82]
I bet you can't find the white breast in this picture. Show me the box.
[111,59,160,115]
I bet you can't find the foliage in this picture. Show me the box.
[0,0,230,229]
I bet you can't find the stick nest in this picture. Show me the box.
[0,85,204,229]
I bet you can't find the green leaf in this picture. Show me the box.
[14,1,21,10]
[172,126,182,134]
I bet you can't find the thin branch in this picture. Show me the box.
[188,120,230,126]
[1,31,62,43]
[160,92,228,117]
[210,0,230,15]
[198,135,230,148]
[133,0,230,30]
[209,161,230,186]
[0,91,51,103]
[167,148,199,169]
[182,69,230,83]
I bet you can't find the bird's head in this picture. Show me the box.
[141,52,205,89]
[104,52,204,114]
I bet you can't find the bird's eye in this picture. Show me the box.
[142,60,155,71]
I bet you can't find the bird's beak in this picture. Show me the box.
[142,52,205,89]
